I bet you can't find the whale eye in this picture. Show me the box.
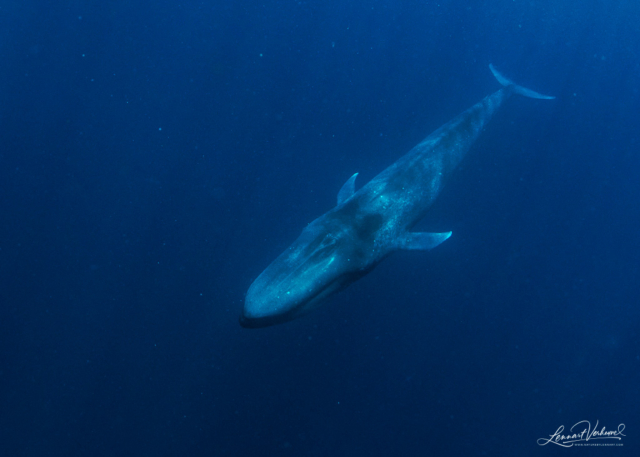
[303,233,339,263]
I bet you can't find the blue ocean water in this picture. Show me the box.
[1,0,638,455]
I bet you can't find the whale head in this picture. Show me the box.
[240,213,370,328]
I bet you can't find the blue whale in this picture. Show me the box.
[241,65,554,328]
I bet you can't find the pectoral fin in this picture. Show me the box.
[337,173,358,205]
[396,231,452,251]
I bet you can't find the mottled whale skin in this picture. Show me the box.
[241,65,554,328]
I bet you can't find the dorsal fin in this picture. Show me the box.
[337,173,358,205]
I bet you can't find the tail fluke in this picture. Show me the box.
[489,64,555,100]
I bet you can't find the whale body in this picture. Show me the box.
[241,65,554,328]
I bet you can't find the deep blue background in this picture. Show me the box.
[1,1,638,455]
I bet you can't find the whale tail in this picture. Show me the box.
[490,64,555,100]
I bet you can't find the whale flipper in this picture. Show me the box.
[396,231,452,251]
